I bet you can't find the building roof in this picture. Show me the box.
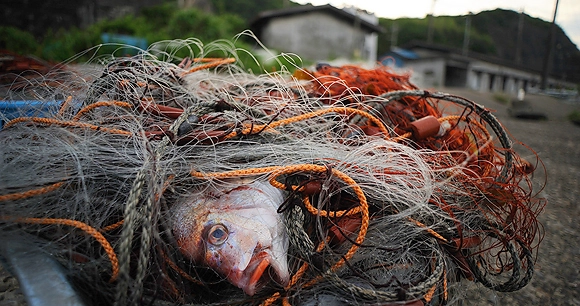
[250,4,385,34]
[400,41,543,75]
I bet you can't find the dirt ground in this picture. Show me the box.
[1,88,579,305]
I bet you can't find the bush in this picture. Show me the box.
[568,110,580,125]
[493,93,511,104]
[0,4,297,74]
[0,26,38,55]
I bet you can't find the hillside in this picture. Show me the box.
[378,9,580,83]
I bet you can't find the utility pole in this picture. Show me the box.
[541,0,560,90]
[353,10,361,59]
[462,12,471,56]
[427,0,436,44]
[515,9,524,65]
[391,22,399,49]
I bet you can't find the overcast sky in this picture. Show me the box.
[294,0,580,48]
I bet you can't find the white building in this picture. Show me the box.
[250,4,384,64]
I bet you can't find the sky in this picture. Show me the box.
[294,0,580,48]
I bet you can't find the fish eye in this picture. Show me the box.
[207,224,228,246]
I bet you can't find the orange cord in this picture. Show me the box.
[180,58,236,76]
[158,247,203,285]
[0,181,64,202]
[2,216,119,282]
[268,165,364,218]
[193,58,232,63]
[391,132,413,142]
[1,183,121,280]
[443,268,448,301]
[407,217,448,242]
[224,106,390,140]
[423,263,447,303]
[57,95,73,116]
[191,166,280,179]
[72,101,132,121]
[100,219,125,232]
[281,297,292,306]
[424,283,437,303]
[3,117,132,136]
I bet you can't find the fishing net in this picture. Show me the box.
[0,38,545,305]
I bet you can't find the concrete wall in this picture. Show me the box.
[467,60,541,94]
[363,32,378,63]
[260,12,376,62]
[402,58,446,89]
[403,47,576,94]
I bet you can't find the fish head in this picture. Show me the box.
[172,180,289,296]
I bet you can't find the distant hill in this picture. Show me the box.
[377,9,580,83]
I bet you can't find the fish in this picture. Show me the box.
[171,179,290,296]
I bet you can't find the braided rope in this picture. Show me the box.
[0,182,64,202]
[2,216,119,282]
[3,116,132,136]
[72,100,132,121]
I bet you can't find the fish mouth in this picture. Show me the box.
[238,251,289,296]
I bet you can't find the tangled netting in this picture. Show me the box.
[0,38,545,306]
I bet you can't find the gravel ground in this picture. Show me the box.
[442,88,580,306]
[1,88,579,306]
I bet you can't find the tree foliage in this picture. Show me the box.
[5,2,248,63]
[210,0,297,21]
[377,15,496,56]
[0,26,38,54]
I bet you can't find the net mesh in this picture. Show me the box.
[0,39,545,305]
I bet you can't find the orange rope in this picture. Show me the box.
[193,58,232,63]
[100,219,125,232]
[299,196,362,218]
[3,216,119,282]
[180,58,236,76]
[268,165,364,218]
[159,247,203,285]
[224,107,390,140]
[261,241,327,306]
[191,166,279,179]
[443,268,448,301]
[3,117,132,136]
[423,259,447,303]
[57,95,73,116]
[258,164,370,304]
[407,217,448,242]
[0,181,64,202]
[424,282,437,302]
[281,297,292,306]
[155,174,175,202]
[72,101,132,121]
[118,80,147,88]
[261,292,282,306]
[439,115,461,123]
